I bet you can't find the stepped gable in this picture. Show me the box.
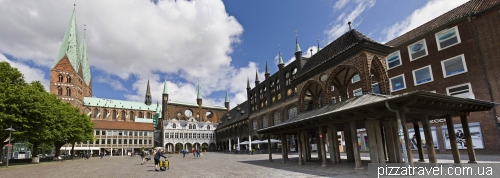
[386,0,500,47]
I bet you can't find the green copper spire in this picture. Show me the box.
[295,34,301,53]
[197,80,202,99]
[155,102,160,113]
[79,26,91,85]
[225,89,229,103]
[54,7,80,71]
[163,79,168,94]
[278,46,284,65]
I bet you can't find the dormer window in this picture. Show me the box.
[172,123,176,128]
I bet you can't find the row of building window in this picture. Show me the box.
[58,75,71,83]
[95,130,153,137]
[57,86,71,96]
[387,26,462,70]
[389,54,467,92]
[92,109,153,120]
[93,138,152,145]
[165,132,215,139]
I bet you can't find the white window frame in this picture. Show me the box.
[330,85,334,91]
[389,74,407,92]
[351,74,360,83]
[353,88,362,96]
[441,54,468,78]
[446,82,474,99]
[412,65,434,86]
[435,26,461,51]
[407,39,429,61]
[386,50,402,70]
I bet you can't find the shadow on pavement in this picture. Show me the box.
[238,157,370,177]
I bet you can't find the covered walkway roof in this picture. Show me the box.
[256,91,495,135]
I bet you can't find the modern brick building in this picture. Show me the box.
[215,0,500,159]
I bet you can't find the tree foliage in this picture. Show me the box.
[0,61,94,159]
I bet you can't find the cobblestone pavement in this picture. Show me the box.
[1,152,499,178]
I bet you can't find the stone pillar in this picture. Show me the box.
[281,134,286,162]
[384,120,397,163]
[445,115,461,164]
[319,126,327,167]
[300,131,307,161]
[413,122,425,162]
[268,135,273,162]
[350,120,363,169]
[327,126,335,163]
[391,120,402,163]
[332,127,341,163]
[421,115,437,164]
[399,110,414,166]
[229,139,232,152]
[306,132,312,161]
[460,115,476,163]
[345,128,354,162]
[284,135,289,161]
[297,131,304,165]
[373,120,386,163]
[316,132,322,159]
[365,119,380,163]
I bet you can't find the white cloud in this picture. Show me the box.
[0,0,246,107]
[381,0,469,43]
[325,0,375,42]
[95,74,127,91]
[334,0,350,11]
[0,54,49,90]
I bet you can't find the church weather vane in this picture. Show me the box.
[348,21,352,30]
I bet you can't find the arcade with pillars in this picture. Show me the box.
[257,91,494,168]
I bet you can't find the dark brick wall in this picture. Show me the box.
[391,7,500,153]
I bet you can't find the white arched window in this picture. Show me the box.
[172,123,176,128]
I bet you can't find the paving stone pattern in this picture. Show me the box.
[1,152,500,178]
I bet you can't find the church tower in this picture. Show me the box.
[144,79,152,106]
[50,6,92,111]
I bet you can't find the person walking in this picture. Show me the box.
[182,149,186,158]
[192,148,196,157]
[196,149,200,157]
[100,152,104,159]
[154,149,167,171]
[140,150,145,165]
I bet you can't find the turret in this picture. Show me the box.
[162,79,169,120]
[144,79,152,106]
[295,35,303,71]
[265,61,270,80]
[224,89,230,111]
[254,70,260,86]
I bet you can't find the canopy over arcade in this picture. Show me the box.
[256,91,495,168]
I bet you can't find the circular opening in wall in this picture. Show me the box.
[185,109,193,117]
[206,111,213,118]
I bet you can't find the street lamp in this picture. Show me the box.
[5,126,15,168]
[64,138,68,160]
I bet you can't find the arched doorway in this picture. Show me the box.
[202,143,209,152]
[185,143,193,152]
[209,142,216,152]
[175,143,183,153]
[165,143,175,153]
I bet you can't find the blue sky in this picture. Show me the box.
[0,0,469,108]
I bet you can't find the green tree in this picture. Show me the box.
[0,61,29,159]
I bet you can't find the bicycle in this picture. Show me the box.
[159,157,169,171]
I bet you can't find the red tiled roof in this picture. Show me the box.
[93,120,153,131]
[385,0,500,47]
